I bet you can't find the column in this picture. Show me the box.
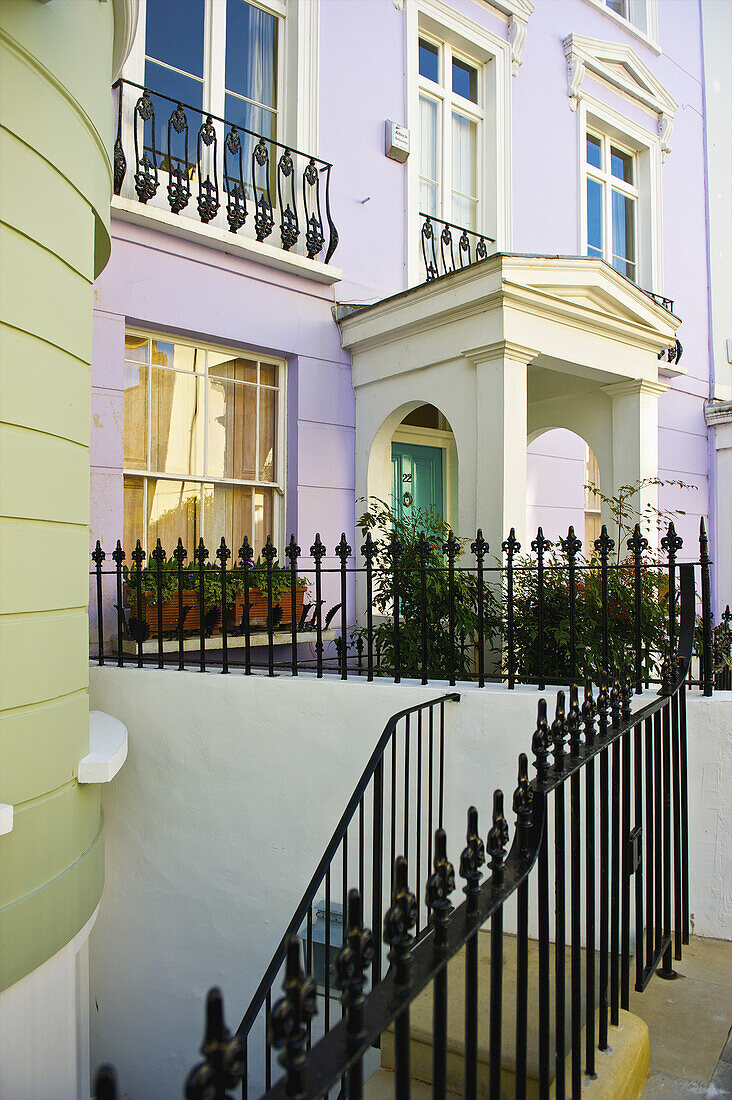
[705,401,732,615]
[603,380,667,546]
[464,341,536,553]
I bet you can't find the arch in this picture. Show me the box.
[527,427,602,550]
[365,401,459,529]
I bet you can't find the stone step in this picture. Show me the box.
[374,930,647,1100]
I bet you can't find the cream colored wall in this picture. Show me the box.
[0,0,116,993]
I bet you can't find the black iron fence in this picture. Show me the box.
[90,519,725,695]
[94,563,697,1099]
[113,78,339,264]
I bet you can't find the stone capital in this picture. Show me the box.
[462,340,538,367]
[602,379,668,400]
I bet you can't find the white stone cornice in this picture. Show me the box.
[508,16,528,76]
[705,400,732,428]
[602,379,668,398]
[563,34,678,151]
[462,340,538,366]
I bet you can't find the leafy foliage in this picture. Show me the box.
[354,498,500,681]
[124,551,307,607]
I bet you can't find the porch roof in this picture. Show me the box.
[338,253,682,390]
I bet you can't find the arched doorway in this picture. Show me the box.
[390,404,457,525]
[527,428,602,547]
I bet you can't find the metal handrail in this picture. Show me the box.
[236,692,460,1038]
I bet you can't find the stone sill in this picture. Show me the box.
[111,196,343,286]
[117,628,337,656]
[78,711,128,784]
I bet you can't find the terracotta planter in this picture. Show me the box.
[126,588,203,636]
[230,587,306,629]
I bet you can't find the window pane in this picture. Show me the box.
[123,476,145,552]
[419,95,439,183]
[208,354,258,384]
[606,0,627,15]
[125,334,148,362]
[611,146,633,184]
[151,340,201,372]
[146,0,204,77]
[420,180,439,219]
[451,194,477,231]
[203,484,253,549]
[254,490,274,549]
[586,134,602,169]
[142,66,203,159]
[123,362,147,471]
[419,38,439,82]
[147,479,201,551]
[260,363,277,386]
[258,387,276,481]
[226,0,278,108]
[587,177,603,255]
[150,367,204,475]
[452,112,477,204]
[206,377,257,481]
[612,190,636,277]
[452,57,478,103]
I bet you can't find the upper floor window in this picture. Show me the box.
[586,131,637,282]
[123,332,284,554]
[418,35,483,231]
[142,0,280,164]
[602,0,650,34]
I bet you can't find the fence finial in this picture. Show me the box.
[94,1065,118,1100]
[582,680,596,742]
[460,807,485,903]
[487,790,509,883]
[337,889,374,1039]
[567,682,582,755]
[610,676,621,727]
[427,829,455,946]
[551,691,567,771]
[513,754,534,857]
[596,674,609,729]
[270,938,317,1097]
[184,987,245,1100]
[532,698,551,775]
[384,856,417,987]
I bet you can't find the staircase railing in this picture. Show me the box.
[233,692,460,1097]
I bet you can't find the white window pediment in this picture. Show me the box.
[563,34,677,157]
[476,0,534,75]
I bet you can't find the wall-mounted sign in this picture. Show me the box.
[385,120,410,163]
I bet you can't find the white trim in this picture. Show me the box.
[78,712,129,784]
[563,34,677,157]
[406,0,512,287]
[391,423,458,527]
[111,0,140,83]
[577,94,663,290]
[0,804,12,836]
[581,0,660,55]
[111,197,341,284]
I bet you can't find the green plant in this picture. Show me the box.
[503,545,671,684]
[231,557,308,602]
[584,477,697,565]
[354,498,500,681]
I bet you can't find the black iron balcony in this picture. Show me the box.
[112,78,338,265]
[420,212,495,282]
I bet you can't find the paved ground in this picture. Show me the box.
[637,937,732,1099]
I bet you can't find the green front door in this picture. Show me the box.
[391,441,444,522]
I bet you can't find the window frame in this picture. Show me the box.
[581,0,660,53]
[406,0,513,288]
[585,129,639,282]
[417,33,485,232]
[123,328,287,554]
[577,98,663,292]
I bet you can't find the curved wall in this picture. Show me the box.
[0,0,115,991]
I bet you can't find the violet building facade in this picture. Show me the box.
[91,0,724,620]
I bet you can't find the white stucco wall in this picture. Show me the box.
[87,668,730,1098]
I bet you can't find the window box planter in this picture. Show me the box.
[125,588,204,636]
[230,587,306,629]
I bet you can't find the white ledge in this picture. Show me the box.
[0,804,13,836]
[78,712,128,784]
[111,196,342,286]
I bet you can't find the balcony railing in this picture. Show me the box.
[112,78,339,265]
[420,212,495,282]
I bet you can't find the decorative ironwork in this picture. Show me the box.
[269,939,316,1099]
[487,789,509,879]
[384,856,417,986]
[426,828,455,938]
[184,988,245,1100]
[459,806,485,900]
[532,697,551,775]
[419,212,495,281]
[336,889,374,1040]
[512,754,534,856]
[112,79,339,262]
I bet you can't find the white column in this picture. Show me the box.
[603,380,667,545]
[463,341,536,553]
[705,401,732,615]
